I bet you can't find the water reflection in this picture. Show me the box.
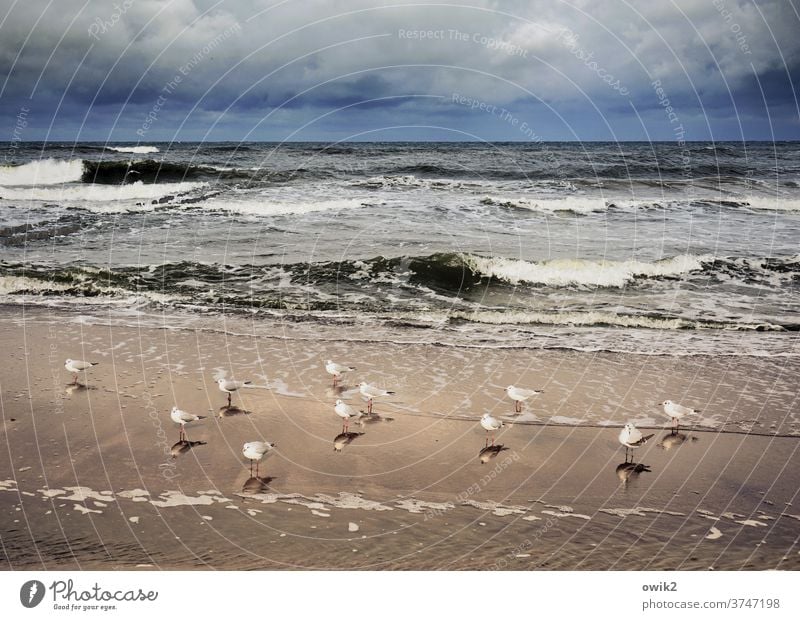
[333,431,363,452]
[65,382,95,395]
[241,476,276,494]
[359,412,395,425]
[218,405,251,418]
[478,444,508,464]
[615,461,652,485]
[170,439,208,459]
[658,431,699,450]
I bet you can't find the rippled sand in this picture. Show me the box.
[1,309,798,570]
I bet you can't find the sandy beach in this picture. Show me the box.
[1,307,798,570]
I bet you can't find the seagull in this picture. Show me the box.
[505,385,543,413]
[170,406,205,440]
[242,441,275,477]
[65,359,98,384]
[334,399,363,431]
[218,378,251,406]
[480,413,505,445]
[618,423,654,461]
[326,360,356,386]
[660,400,698,432]
[358,382,395,414]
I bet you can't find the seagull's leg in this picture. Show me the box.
[368,398,373,414]
[227,392,232,407]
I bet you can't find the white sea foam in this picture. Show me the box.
[740,197,800,212]
[202,197,370,216]
[0,180,205,205]
[462,253,710,288]
[0,159,84,185]
[107,146,160,154]
[480,195,611,214]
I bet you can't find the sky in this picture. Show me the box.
[0,0,798,142]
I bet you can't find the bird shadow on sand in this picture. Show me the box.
[170,439,208,459]
[333,431,364,452]
[241,475,277,495]
[657,431,699,451]
[479,444,509,464]
[64,382,96,394]
[615,461,652,486]
[325,385,352,398]
[357,411,395,424]
[217,405,251,418]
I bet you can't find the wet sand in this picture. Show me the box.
[1,308,798,570]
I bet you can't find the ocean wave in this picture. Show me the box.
[480,195,611,214]
[200,197,373,216]
[106,145,160,154]
[444,309,785,331]
[0,180,206,204]
[461,253,710,288]
[0,159,84,185]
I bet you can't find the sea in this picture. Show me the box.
[1,141,798,356]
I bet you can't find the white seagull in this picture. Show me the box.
[170,406,205,440]
[660,400,698,431]
[505,385,543,413]
[618,423,654,461]
[242,441,275,477]
[325,360,356,386]
[334,399,363,430]
[65,358,98,384]
[218,378,251,406]
[358,382,395,414]
[480,413,505,445]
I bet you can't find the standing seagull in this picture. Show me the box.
[480,413,505,445]
[65,359,98,384]
[242,441,275,477]
[618,423,654,461]
[218,378,251,406]
[170,406,205,441]
[660,400,698,432]
[334,399,362,431]
[326,360,356,386]
[358,382,395,414]
[505,385,543,413]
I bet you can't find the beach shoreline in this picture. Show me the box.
[1,307,798,570]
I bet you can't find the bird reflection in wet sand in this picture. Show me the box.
[657,431,697,451]
[358,411,394,425]
[333,431,363,452]
[170,439,208,459]
[615,461,652,485]
[479,444,508,464]
[218,405,250,418]
[65,382,93,395]
[241,476,276,494]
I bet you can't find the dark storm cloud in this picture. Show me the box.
[0,0,797,141]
